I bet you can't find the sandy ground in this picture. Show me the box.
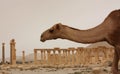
[0,64,113,74]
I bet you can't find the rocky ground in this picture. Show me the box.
[0,64,113,74]
[0,61,119,74]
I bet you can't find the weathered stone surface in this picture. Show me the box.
[10,39,16,65]
[33,46,114,67]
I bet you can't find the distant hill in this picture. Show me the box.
[86,41,113,48]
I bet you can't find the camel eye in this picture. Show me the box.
[49,29,54,33]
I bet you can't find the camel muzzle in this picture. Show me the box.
[40,38,45,42]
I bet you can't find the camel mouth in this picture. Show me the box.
[53,38,57,39]
[40,38,46,42]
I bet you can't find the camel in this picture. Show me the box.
[40,9,120,74]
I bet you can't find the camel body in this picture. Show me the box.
[41,9,120,74]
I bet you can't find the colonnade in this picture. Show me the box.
[34,47,114,67]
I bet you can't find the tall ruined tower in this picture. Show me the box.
[10,39,16,65]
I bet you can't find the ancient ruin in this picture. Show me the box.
[34,47,114,67]
[2,43,5,64]
[10,39,16,65]
[22,51,25,64]
[1,39,114,68]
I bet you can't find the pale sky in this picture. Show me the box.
[0,0,120,59]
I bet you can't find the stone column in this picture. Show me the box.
[50,50,54,65]
[54,48,60,66]
[88,48,93,65]
[85,49,92,66]
[95,48,99,64]
[71,49,75,66]
[106,48,113,61]
[43,49,46,65]
[92,48,96,64]
[82,48,86,66]
[64,50,67,66]
[10,39,16,65]
[58,49,61,66]
[76,47,83,66]
[62,49,65,65]
[64,49,67,65]
[2,43,5,64]
[34,49,37,64]
[108,48,114,60]
[22,51,25,64]
[76,47,84,66]
[40,50,43,65]
[60,49,63,65]
[67,49,71,66]
[74,49,77,65]
[53,50,56,66]
[83,49,87,66]
[76,47,81,66]
[47,49,51,66]
[69,48,75,66]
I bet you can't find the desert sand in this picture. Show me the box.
[0,63,113,74]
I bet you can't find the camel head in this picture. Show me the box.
[40,23,63,42]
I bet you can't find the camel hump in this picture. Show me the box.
[109,9,120,18]
[111,9,120,14]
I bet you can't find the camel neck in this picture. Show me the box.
[60,24,107,44]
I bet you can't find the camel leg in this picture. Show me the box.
[112,48,119,74]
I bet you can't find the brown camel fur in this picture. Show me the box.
[40,9,120,74]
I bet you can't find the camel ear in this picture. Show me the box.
[55,23,62,30]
